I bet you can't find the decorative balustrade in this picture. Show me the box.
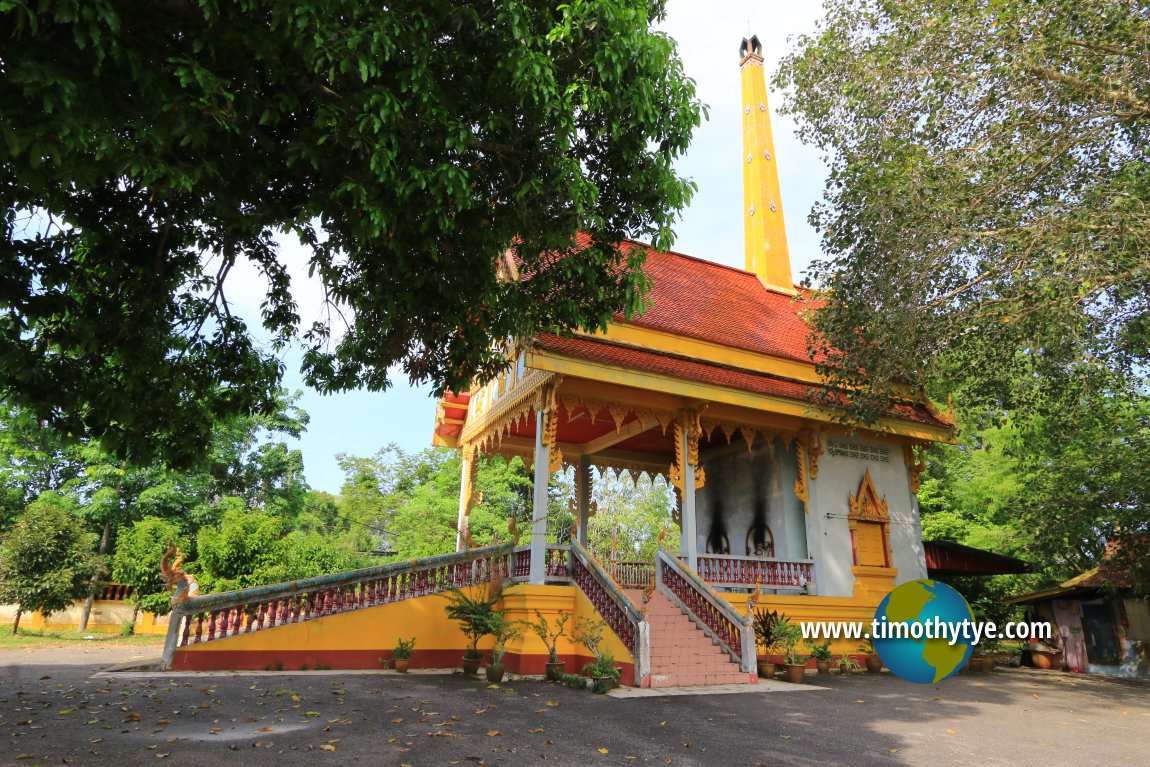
[162,543,515,669]
[691,554,814,591]
[511,545,570,582]
[96,583,134,601]
[610,560,655,590]
[569,539,648,684]
[656,549,755,674]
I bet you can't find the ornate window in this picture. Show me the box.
[848,470,892,568]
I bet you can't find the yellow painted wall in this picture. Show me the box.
[724,585,888,657]
[0,601,169,634]
[178,584,634,666]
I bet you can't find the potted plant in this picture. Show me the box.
[834,653,863,675]
[586,650,621,694]
[485,613,520,684]
[442,584,501,675]
[858,637,883,673]
[571,616,606,676]
[752,609,781,678]
[775,619,806,684]
[975,637,1000,672]
[392,637,416,673]
[808,640,832,675]
[527,609,570,681]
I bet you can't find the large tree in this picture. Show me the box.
[776,0,1150,420]
[0,493,99,633]
[1,0,703,466]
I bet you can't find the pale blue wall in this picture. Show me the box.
[694,438,807,561]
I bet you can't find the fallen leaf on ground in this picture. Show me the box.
[487,730,500,737]
[598,747,609,754]
[320,744,336,752]
[529,727,544,734]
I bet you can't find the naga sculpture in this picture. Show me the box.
[160,541,200,605]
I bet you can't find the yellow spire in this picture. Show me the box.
[740,35,794,294]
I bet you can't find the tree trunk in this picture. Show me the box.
[12,609,21,635]
[78,519,112,631]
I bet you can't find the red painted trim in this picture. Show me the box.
[171,648,635,685]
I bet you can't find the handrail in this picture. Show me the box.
[162,543,515,668]
[656,548,755,674]
[569,539,649,686]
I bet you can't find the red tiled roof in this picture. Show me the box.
[616,239,815,363]
[534,334,949,428]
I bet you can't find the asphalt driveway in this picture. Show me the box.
[1,646,1147,767]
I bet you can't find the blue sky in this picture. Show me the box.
[234,2,830,494]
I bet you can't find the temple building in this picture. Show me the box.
[434,33,950,608]
[161,36,953,687]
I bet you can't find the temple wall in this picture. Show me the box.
[809,436,927,598]
[695,438,807,560]
[0,601,169,634]
[171,585,637,683]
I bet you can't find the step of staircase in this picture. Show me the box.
[634,590,755,688]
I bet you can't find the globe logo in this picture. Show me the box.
[872,579,976,684]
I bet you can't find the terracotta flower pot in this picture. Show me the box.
[394,658,410,673]
[462,653,482,675]
[545,661,565,681]
[485,662,505,683]
[816,660,830,675]
[1030,651,1055,670]
[865,656,883,674]
[838,664,853,676]
[785,663,806,684]
[757,660,777,678]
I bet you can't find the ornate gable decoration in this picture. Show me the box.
[848,469,889,523]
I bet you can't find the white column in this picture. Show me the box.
[455,450,473,552]
[530,409,550,584]
[576,455,591,546]
[680,428,699,571]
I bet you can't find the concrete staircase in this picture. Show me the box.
[638,590,756,688]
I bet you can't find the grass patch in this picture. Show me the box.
[0,625,166,649]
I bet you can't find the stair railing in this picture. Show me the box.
[569,539,650,686]
[161,542,515,669]
[655,548,756,674]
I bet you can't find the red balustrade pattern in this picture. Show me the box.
[511,546,570,581]
[570,556,638,655]
[693,555,813,588]
[96,583,134,601]
[545,546,568,578]
[173,548,512,649]
[513,549,531,579]
[611,561,655,590]
[659,563,741,659]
